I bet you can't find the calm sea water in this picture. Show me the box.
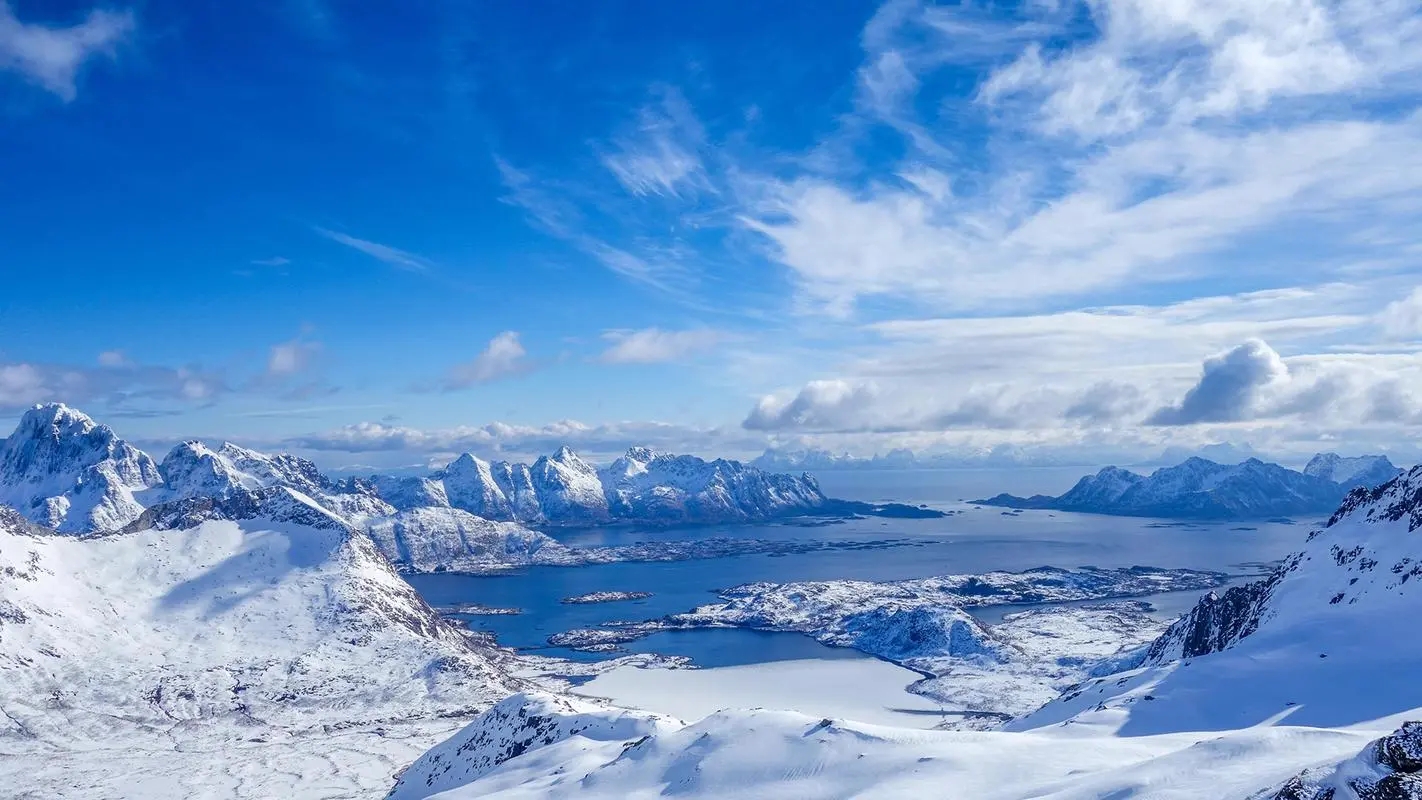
[407,468,1318,667]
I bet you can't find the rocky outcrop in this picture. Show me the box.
[385,693,672,800]
[1269,721,1422,799]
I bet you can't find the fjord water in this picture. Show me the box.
[407,469,1312,665]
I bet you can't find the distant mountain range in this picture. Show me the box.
[976,454,1404,519]
[0,404,937,572]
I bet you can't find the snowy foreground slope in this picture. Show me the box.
[389,469,1422,799]
[0,494,520,798]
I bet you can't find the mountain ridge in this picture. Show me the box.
[977,454,1404,520]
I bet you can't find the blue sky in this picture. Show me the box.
[2,0,1422,467]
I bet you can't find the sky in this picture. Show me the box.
[1,0,1421,469]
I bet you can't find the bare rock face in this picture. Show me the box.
[1269,722,1422,800]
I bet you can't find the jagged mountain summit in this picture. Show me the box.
[978,454,1404,520]
[0,405,859,534]
[0,487,519,796]
[384,445,850,525]
[0,403,161,532]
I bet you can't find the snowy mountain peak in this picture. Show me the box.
[0,403,161,533]
[1303,452,1403,490]
[15,401,98,434]
[623,445,658,463]
[154,439,331,504]
[550,445,583,463]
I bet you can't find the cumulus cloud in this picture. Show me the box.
[1149,340,1288,425]
[266,339,321,377]
[0,2,134,101]
[444,331,529,389]
[598,328,723,364]
[1378,287,1422,339]
[743,380,882,431]
[0,358,227,413]
[284,418,759,462]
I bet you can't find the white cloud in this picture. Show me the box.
[598,328,723,364]
[1148,340,1289,425]
[444,331,528,388]
[266,339,321,377]
[0,359,228,412]
[601,87,710,199]
[285,418,761,462]
[1378,287,1422,339]
[744,380,883,431]
[314,227,431,272]
[0,364,46,407]
[97,350,130,367]
[726,0,1422,316]
[0,2,134,101]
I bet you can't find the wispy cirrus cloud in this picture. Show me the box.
[600,86,711,200]
[0,2,134,101]
[314,227,432,272]
[598,328,724,365]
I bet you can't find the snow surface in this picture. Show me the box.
[0,494,518,798]
[387,693,1393,800]
[572,657,949,729]
[603,567,1226,718]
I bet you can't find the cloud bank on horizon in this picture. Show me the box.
[1,0,1421,466]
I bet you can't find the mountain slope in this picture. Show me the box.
[1012,464,1422,735]
[0,489,519,796]
[0,403,161,532]
[977,456,1396,520]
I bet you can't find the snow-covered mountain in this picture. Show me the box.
[419,446,831,525]
[0,487,519,797]
[0,405,872,578]
[365,506,574,573]
[0,403,161,532]
[1014,464,1422,735]
[1302,451,1403,490]
[978,455,1403,519]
